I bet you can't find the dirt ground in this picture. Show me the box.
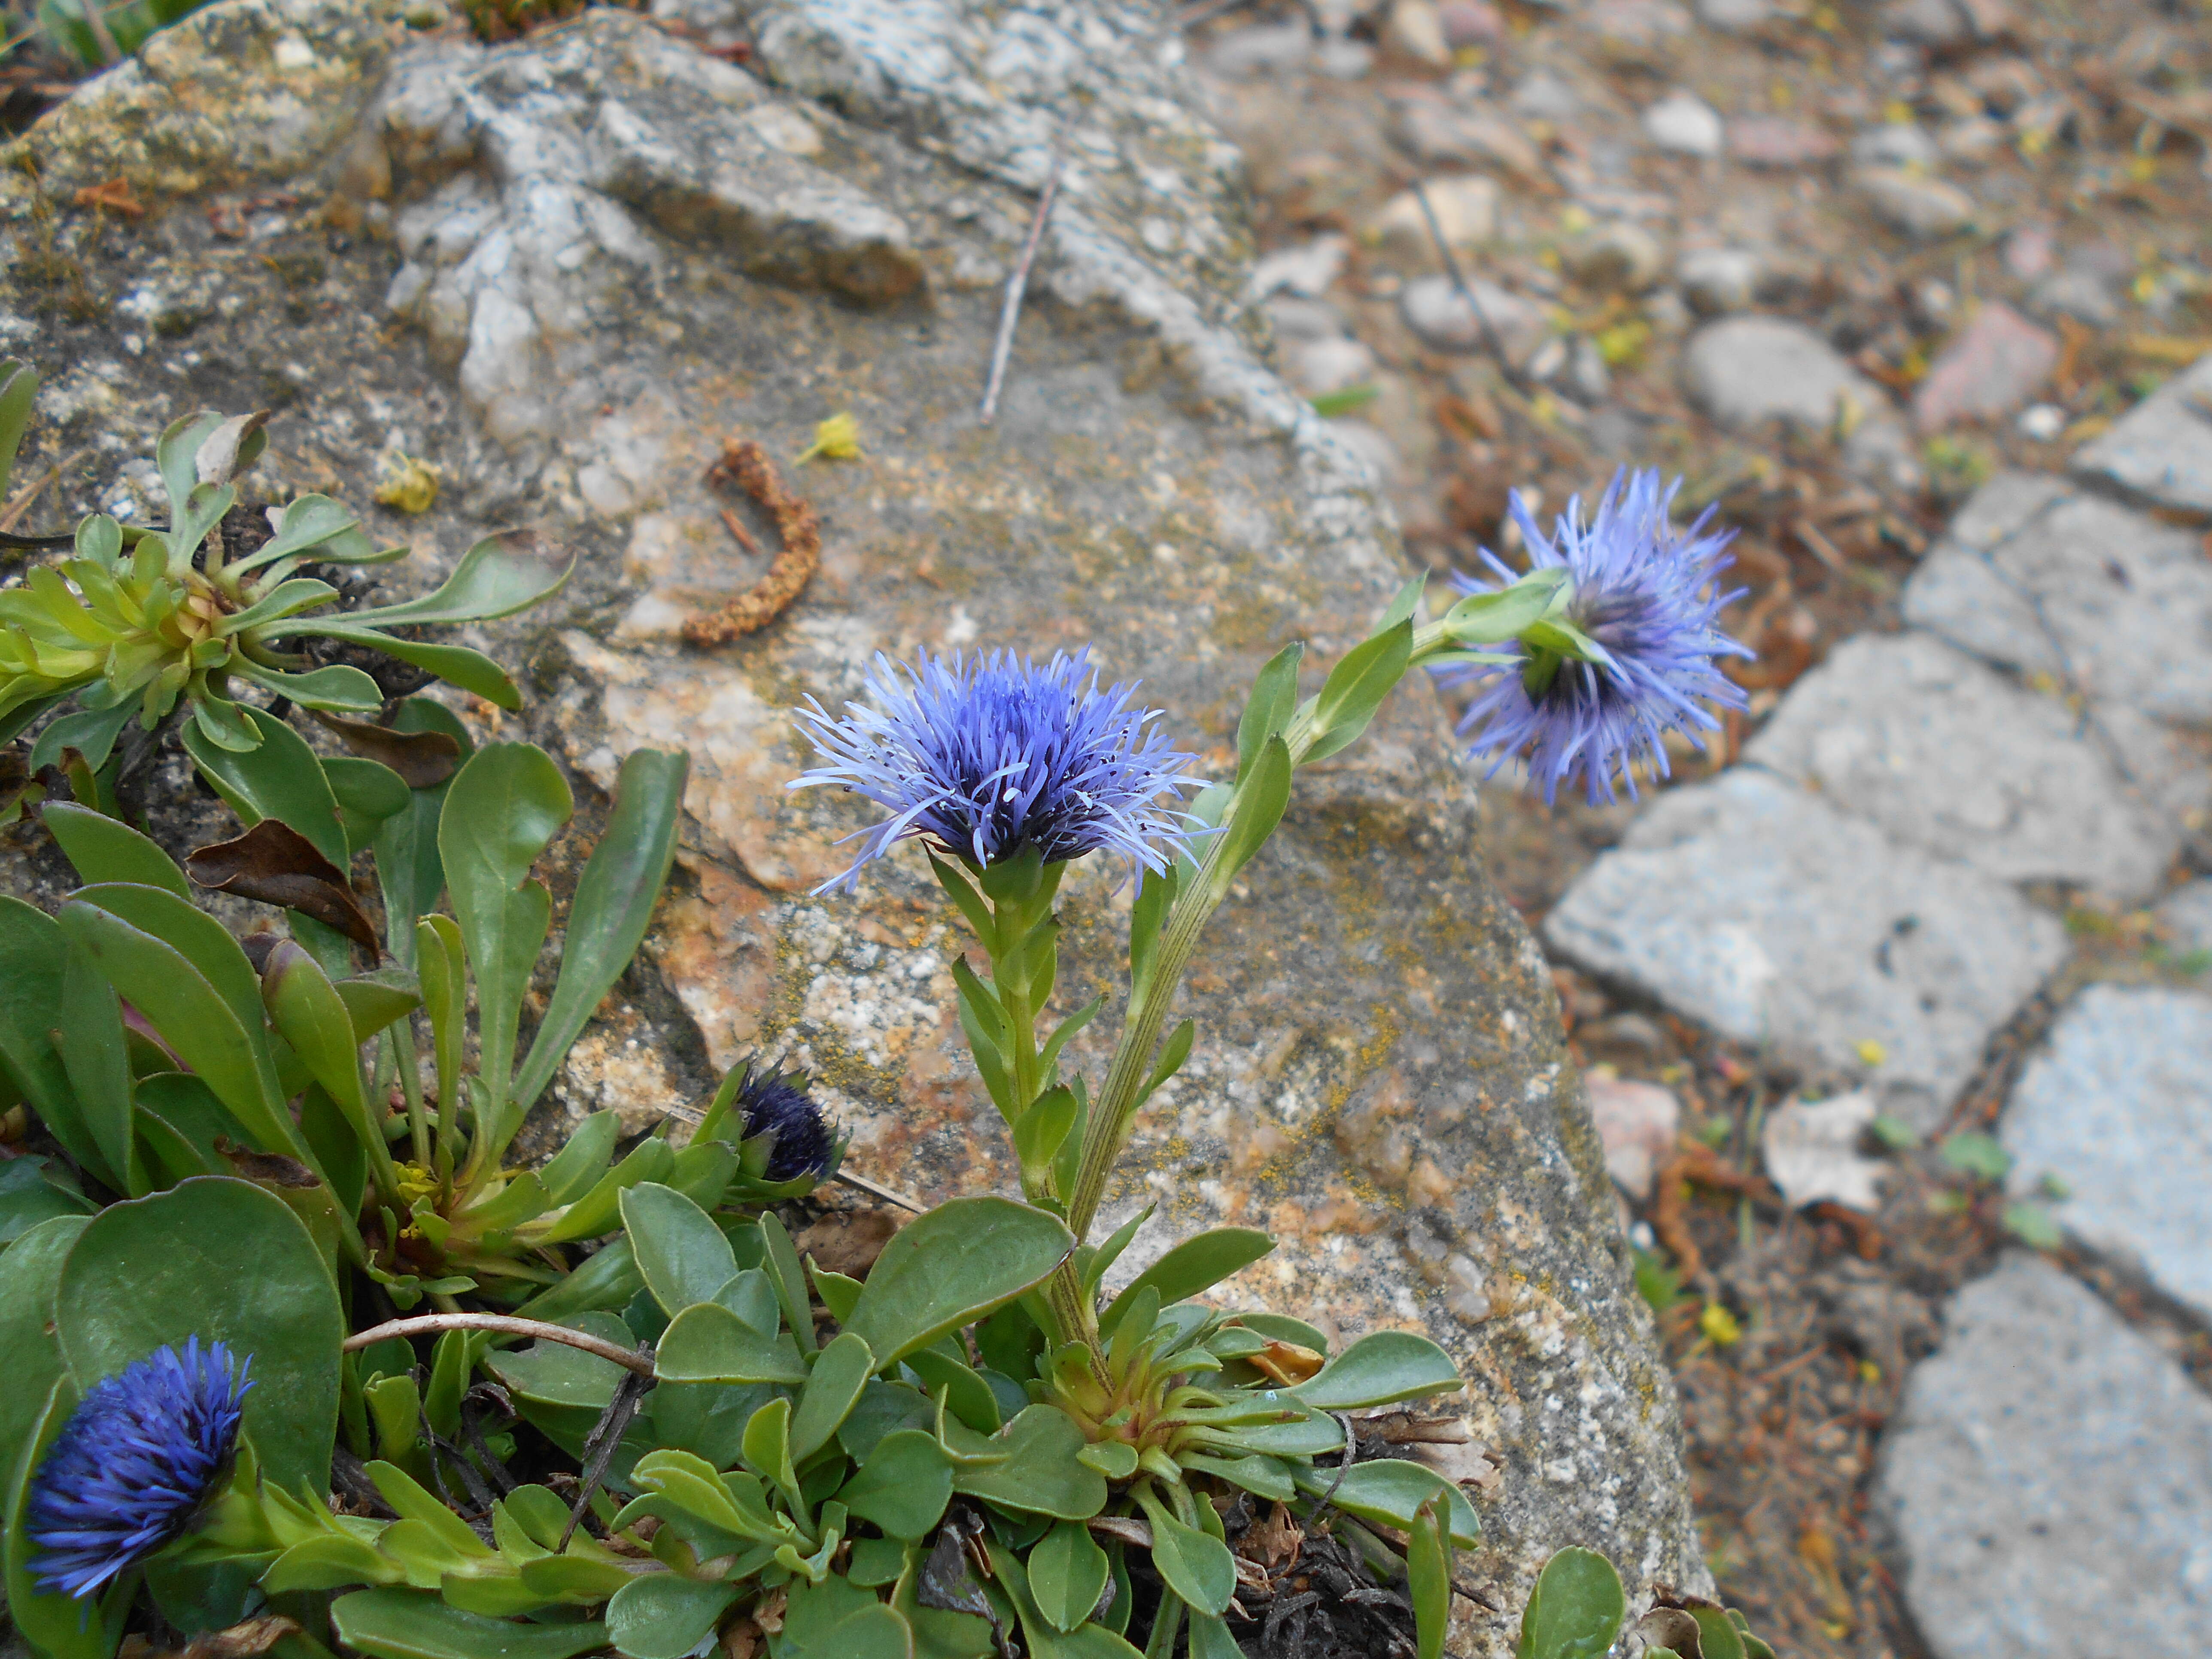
[1183,0,2212,1650]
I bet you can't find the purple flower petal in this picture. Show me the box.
[789,649,1203,892]
[1433,468,1752,805]
[28,1337,252,1599]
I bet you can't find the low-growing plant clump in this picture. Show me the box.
[0,365,1768,1659]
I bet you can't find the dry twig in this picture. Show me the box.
[980,128,1072,425]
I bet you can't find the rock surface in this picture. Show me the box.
[2001,985,2212,1321]
[1876,1254,2212,1659]
[1744,631,2197,900]
[2160,880,2212,957]
[1901,473,2212,725]
[0,0,1708,1637]
[2074,351,2212,515]
[1543,769,2069,1129]
[1911,301,2057,432]
[1681,316,1887,432]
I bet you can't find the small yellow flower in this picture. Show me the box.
[1855,1038,1887,1067]
[373,450,440,514]
[1699,1302,1742,1347]
[797,412,863,464]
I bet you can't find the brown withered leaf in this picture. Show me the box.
[186,819,379,958]
[1635,1608,1706,1659]
[122,1615,300,1659]
[1248,1337,1326,1386]
[309,710,461,789]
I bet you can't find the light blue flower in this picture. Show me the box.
[1434,469,1751,804]
[790,649,1202,891]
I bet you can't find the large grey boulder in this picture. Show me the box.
[0,0,1705,1637]
[1876,1255,2212,1659]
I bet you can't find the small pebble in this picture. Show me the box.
[2016,403,2066,441]
[1643,91,1725,158]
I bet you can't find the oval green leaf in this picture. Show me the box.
[842,1197,1074,1369]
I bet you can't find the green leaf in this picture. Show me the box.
[1187,1410,1342,1458]
[1376,571,1428,634]
[182,704,349,869]
[1291,1329,1462,1410]
[374,698,477,966]
[4,1375,134,1659]
[56,890,312,1172]
[1440,567,1571,646]
[0,1214,86,1493]
[0,1158,94,1245]
[1013,1084,1079,1187]
[1030,1519,1111,1633]
[844,1197,1074,1369]
[1516,1548,1627,1659]
[332,1589,609,1659]
[760,1210,817,1355]
[531,1136,675,1245]
[1297,1457,1479,1548]
[1076,1441,1139,1480]
[0,900,82,1174]
[1212,733,1289,887]
[606,1575,741,1659]
[0,359,36,504]
[1303,617,1413,764]
[290,623,529,709]
[482,1312,633,1456]
[776,1572,916,1659]
[1410,1492,1452,1659]
[514,1235,642,1324]
[43,802,189,895]
[1186,1612,1245,1659]
[792,1330,876,1462]
[513,748,687,1115]
[1235,642,1304,787]
[1126,860,1177,1001]
[57,939,142,1195]
[1176,1451,1295,1501]
[655,1302,811,1386]
[904,1347,1000,1435]
[945,1404,1108,1519]
[835,1427,953,1541]
[27,697,137,775]
[539,1109,620,1207]
[440,742,570,1156]
[346,530,574,626]
[742,1394,802,1512]
[1940,1131,2012,1184]
[55,1176,343,1495]
[1134,1489,1235,1615]
[261,941,389,1187]
[1099,1228,1273,1336]
[980,1541,1144,1659]
[325,754,413,853]
[622,1181,739,1318]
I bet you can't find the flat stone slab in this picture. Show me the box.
[2160,879,2212,957]
[1901,472,2212,724]
[1877,1254,2212,1659]
[2001,984,2212,1322]
[1544,769,2069,1127]
[1744,631,2200,901]
[2074,351,2212,516]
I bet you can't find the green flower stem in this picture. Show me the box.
[392,1022,432,1169]
[1052,583,1576,1347]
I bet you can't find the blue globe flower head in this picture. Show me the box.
[27,1338,252,1600]
[731,1057,842,1183]
[1434,468,1752,805]
[790,648,1203,893]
